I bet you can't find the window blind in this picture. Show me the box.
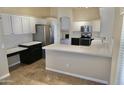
[118,16,124,84]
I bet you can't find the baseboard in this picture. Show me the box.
[0,73,10,80]
[46,67,108,84]
[9,61,20,68]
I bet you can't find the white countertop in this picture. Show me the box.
[6,47,28,55]
[43,40,112,58]
[20,41,42,46]
[6,41,42,55]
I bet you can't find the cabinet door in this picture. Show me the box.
[11,15,23,34]
[22,16,30,34]
[0,14,13,35]
[60,16,70,31]
[100,8,115,36]
[35,18,47,24]
[91,20,100,32]
[30,17,36,33]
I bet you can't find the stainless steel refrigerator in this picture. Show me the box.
[33,24,54,46]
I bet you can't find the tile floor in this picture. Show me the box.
[0,59,104,85]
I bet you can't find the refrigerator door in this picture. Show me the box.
[33,25,45,45]
[44,25,51,45]
[45,25,54,45]
[44,25,54,45]
[50,25,54,44]
[33,24,54,46]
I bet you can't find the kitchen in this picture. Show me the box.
[0,7,121,85]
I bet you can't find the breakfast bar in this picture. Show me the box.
[43,42,112,84]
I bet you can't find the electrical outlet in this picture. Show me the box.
[1,44,5,49]
[66,64,70,68]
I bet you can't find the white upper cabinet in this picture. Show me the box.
[35,18,47,24]
[99,8,115,37]
[22,16,30,34]
[0,14,13,35]
[11,15,23,34]
[30,17,36,33]
[0,13,46,35]
[120,8,124,15]
[60,16,71,32]
[29,17,47,33]
[91,20,100,32]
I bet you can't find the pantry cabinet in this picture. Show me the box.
[0,14,13,35]
[11,15,23,34]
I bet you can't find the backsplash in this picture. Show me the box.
[70,31,100,38]
[71,20,100,32]
[4,34,33,49]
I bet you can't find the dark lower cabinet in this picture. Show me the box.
[79,38,91,46]
[71,38,80,45]
[19,43,42,64]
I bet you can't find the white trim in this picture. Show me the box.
[9,61,20,68]
[46,67,108,84]
[0,73,10,80]
[120,12,124,15]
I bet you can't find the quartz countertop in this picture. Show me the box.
[43,40,112,58]
[6,47,28,55]
[19,41,42,46]
[6,41,42,55]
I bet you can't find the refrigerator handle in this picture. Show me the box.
[43,26,46,45]
[49,26,52,43]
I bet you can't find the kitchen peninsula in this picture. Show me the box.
[43,41,112,84]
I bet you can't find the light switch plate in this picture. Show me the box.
[1,44,5,49]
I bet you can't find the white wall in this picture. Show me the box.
[57,8,73,44]
[4,34,33,49]
[50,8,100,44]
[46,50,111,84]
[4,34,33,67]
[73,8,100,21]
[99,8,115,55]
[100,8,115,37]
[110,8,123,84]
[0,7,50,18]
[0,20,9,79]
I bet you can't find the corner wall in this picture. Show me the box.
[0,20,9,80]
[110,8,123,84]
